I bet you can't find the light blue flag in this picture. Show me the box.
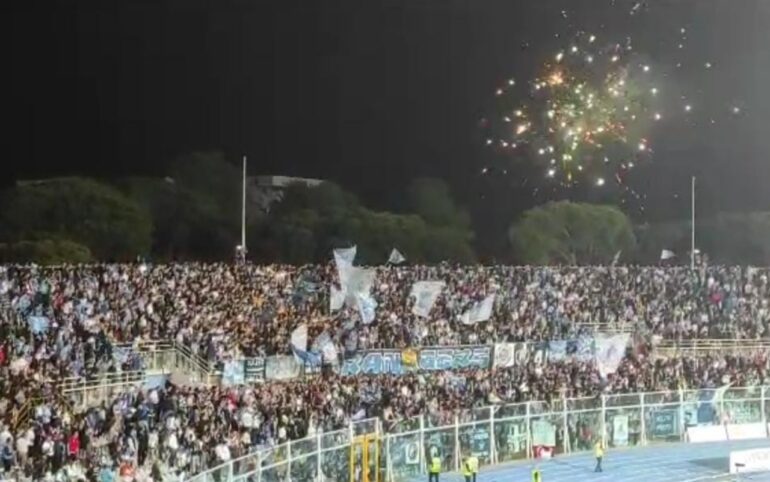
[356,293,378,324]
[27,316,50,335]
[410,281,445,318]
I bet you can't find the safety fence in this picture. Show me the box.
[654,338,770,357]
[186,385,770,482]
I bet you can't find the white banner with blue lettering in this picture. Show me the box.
[459,294,496,325]
[410,281,445,318]
[595,333,630,378]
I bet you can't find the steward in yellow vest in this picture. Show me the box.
[594,440,604,473]
[462,455,473,482]
[468,455,479,482]
[428,455,441,482]
[532,467,542,482]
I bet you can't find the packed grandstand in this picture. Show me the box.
[1,261,769,480]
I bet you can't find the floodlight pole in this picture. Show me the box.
[691,176,696,270]
[241,156,247,252]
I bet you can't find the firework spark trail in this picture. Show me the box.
[480,0,744,214]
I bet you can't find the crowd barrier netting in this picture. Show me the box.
[188,386,770,482]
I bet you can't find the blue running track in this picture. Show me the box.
[408,439,770,482]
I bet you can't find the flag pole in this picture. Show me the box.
[691,176,695,270]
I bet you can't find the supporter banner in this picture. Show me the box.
[402,349,418,369]
[493,343,516,368]
[341,346,491,376]
[222,360,246,385]
[531,342,549,365]
[387,434,423,481]
[531,420,556,447]
[649,410,677,439]
[265,355,302,380]
[244,357,265,382]
[418,346,491,372]
[612,415,629,446]
[405,441,420,464]
[341,350,404,376]
[465,427,491,461]
[572,335,595,362]
[547,340,567,362]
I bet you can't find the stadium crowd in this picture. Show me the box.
[0,262,769,480]
[1,263,769,363]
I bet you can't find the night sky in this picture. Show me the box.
[6,0,770,240]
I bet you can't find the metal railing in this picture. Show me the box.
[114,339,218,385]
[58,370,146,410]
[187,385,770,482]
[655,338,770,356]
[577,322,637,334]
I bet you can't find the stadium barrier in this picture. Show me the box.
[187,386,770,482]
[654,339,770,357]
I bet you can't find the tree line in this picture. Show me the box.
[0,151,767,265]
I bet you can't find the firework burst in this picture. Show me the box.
[486,32,661,187]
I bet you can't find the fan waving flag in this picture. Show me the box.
[290,324,321,366]
[333,246,357,288]
[459,294,496,325]
[410,281,445,318]
[356,293,378,324]
[330,285,345,312]
[661,249,676,260]
[387,248,406,265]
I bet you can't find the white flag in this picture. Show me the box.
[344,267,376,310]
[330,286,345,312]
[611,250,621,266]
[460,294,496,325]
[356,293,378,324]
[334,246,357,287]
[290,324,308,353]
[661,249,676,260]
[345,267,375,297]
[594,333,629,378]
[410,281,445,318]
[333,246,357,267]
[313,331,339,364]
[388,248,406,265]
